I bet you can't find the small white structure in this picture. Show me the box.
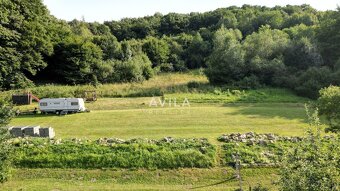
[39,98,86,114]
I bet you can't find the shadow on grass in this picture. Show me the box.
[14,113,74,119]
[99,82,212,98]
[190,176,236,189]
[223,103,308,122]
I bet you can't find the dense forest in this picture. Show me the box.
[1,0,339,98]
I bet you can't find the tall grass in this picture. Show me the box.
[2,72,308,104]
[13,138,216,169]
[2,72,207,99]
[165,88,310,103]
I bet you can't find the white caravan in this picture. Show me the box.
[39,98,86,114]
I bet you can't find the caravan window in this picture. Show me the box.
[40,102,47,106]
[71,102,79,106]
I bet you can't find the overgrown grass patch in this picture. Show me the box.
[165,88,309,104]
[221,142,291,167]
[1,72,207,99]
[12,138,216,169]
[218,132,336,167]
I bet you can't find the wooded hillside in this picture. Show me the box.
[1,1,339,98]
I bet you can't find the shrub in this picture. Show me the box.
[279,107,340,191]
[187,81,201,89]
[294,67,333,99]
[111,54,154,83]
[159,63,174,72]
[318,86,340,133]
[252,184,270,191]
[234,75,263,89]
[0,99,14,183]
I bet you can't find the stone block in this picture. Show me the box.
[23,126,40,137]
[39,127,55,139]
[9,126,27,137]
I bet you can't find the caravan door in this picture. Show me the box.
[64,100,68,110]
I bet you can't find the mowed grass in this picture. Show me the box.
[11,100,310,141]
[1,168,279,191]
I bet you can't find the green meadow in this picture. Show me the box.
[11,102,309,140]
[2,73,319,190]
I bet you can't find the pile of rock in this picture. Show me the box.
[95,137,210,146]
[96,137,126,145]
[9,126,55,139]
[218,132,303,145]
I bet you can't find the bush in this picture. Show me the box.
[159,63,174,72]
[0,128,12,183]
[293,67,332,99]
[187,81,202,89]
[111,54,154,83]
[279,107,340,191]
[205,28,245,84]
[318,86,340,133]
[0,99,14,183]
[252,184,270,191]
[234,75,262,89]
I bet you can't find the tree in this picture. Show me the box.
[294,67,333,99]
[142,37,170,67]
[160,13,190,35]
[88,22,111,36]
[0,0,54,89]
[284,37,323,70]
[164,37,186,71]
[279,106,340,191]
[216,11,238,29]
[0,99,14,183]
[205,27,245,84]
[186,33,211,69]
[254,10,284,29]
[110,53,153,83]
[318,86,340,133]
[283,24,316,40]
[283,12,319,28]
[243,26,290,85]
[92,34,122,60]
[236,6,257,35]
[317,8,340,68]
[48,37,104,84]
[69,19,93,38]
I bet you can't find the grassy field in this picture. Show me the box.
[2,72,319,190]
[10,102,310,141]
[1,168,279,191]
